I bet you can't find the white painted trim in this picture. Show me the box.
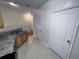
[67,14,79,59]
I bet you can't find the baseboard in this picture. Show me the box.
[39,38,63,59]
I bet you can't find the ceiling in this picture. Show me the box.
[2,0,48,8]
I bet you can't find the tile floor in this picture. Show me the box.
[17,36,61,59]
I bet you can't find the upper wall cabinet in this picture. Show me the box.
[0,13,4,29]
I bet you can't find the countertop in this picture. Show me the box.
[0,34,15,57]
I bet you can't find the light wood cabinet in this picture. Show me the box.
[15,31,33,48]
[0,13,4,28]
[15,34,23,47]
[27,31,33,36]
[22,32,28,42]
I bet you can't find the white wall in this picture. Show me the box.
[39,0,79,12]
[0,5,33,32]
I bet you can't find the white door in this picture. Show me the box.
[33,11,44,40]
[48,8,79,59]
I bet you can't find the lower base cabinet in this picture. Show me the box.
[15,31,33,48]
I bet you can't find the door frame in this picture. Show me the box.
[67,14,79,59]
[69,25,79,59]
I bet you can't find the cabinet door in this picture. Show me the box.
[0,14,4,28]
[22,33,28,42]
[16,35,23,48]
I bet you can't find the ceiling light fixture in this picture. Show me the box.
[8,2,19,7]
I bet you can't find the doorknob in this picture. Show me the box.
[67,40,71,44]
